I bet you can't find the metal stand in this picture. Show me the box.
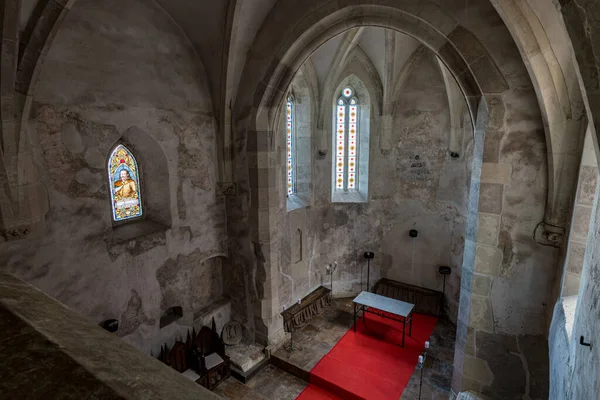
[418,346,429,400]
[363,252,374,292]
[367,258,371,292]
[418,363,424,399]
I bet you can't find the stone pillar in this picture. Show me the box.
[247,128,286,347]
[0,1,50,240]
[452,97,550,399]
[379,30,395,154]
[451,99,486,395]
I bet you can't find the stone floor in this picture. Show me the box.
[271,298,356,377]
[213,364,307,400]
[216,297,456,400]
[401,317,456,399]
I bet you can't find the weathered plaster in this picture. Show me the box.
[0,0,228,356]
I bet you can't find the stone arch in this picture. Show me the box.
[330,75,373,202]
[231,5,504,392]
[235,5,487,130]
[274,62,317,211]
[315,28,366,150]
[337,46,384,118]
[527,2,600,399]
[390,45,472,159]
[438,58,470,158]
[490,0,587,246]
[108,126,172,229]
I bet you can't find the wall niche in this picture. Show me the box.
[160,306,183,328]
[106,126,172,245]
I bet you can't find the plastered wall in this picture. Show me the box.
[0,0,227,355]
[279,51,471,322]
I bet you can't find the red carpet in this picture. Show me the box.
[296,312,438,400]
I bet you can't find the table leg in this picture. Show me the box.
[409,312,413,337]
[353,302,357,332]
[402,318,406,348]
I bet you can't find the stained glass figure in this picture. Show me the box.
[108,144,142,221]
[334,87,359,191]
[287,95,295,196]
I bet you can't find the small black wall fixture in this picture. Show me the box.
[102,319,119,333]
[580,336,593,348]
[409,229,418,238]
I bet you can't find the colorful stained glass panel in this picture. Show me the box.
[348,103,358,189]
[108,144,142,221]
[336,103,346,190]
[287,97,295,196]
[334,88,359,192]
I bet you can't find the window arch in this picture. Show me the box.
[108,144,142,222]
[335,87,359,191]
[287,95,296,196]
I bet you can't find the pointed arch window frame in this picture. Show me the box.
[108,143,143,223]
[335,87,359,191]
[286,94,297,196]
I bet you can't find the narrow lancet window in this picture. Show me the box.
[335,87,359,191]
[287,95,296,196]
[108,144,142,221]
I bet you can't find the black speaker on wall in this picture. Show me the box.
[102,319,119,333]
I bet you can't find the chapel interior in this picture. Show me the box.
[1,0,600,399]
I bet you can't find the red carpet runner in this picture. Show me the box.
[296,312,438,400]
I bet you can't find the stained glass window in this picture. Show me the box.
[108,144,142,221]
[287,95,295,196]
[335,87,359,191]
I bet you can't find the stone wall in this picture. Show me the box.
[278,49,471,321]
[0,0,227,355]
[562,129,598,297]
[383,50,469,322]
[0,271,221,399]
[549,1,600,397]
[262,4,560,397]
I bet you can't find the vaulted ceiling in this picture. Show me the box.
[309,28,421,94]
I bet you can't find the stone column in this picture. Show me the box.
[247,127,286,347]
[379,30,395,154]
[452,97,550,399]
[0,0,50,240]
[451,100,487,396]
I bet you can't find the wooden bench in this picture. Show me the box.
[374,278,442,317]
[281,286,331,333]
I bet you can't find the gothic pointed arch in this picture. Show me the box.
[331,76,372,202]
[278,63,316,211]
[108,144,143,222]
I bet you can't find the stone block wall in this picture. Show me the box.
[562,130,598,297]
[453,73,553,400]
[278,48,471,319]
